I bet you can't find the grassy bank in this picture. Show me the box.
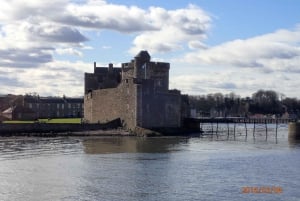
[3,118,82,124]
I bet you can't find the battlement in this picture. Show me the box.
[85,51,170,94]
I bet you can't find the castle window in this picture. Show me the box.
[156,79,162,87]
[125,79,128,83]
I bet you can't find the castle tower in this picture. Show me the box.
[134,50,150,79]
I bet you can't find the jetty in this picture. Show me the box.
[185,117,297,124]
[184,117,298,141]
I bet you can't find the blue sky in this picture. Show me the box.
[1,0,300,97]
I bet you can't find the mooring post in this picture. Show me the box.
[233,122,236,140]
[265,119,268,141]
[275,118,278,140]
[227,120,230,138]
[244,119,248,139]
[211,122,214,138]
[253,121,256,139]
[216,121,219,135]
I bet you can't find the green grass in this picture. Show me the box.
[2,120,35,123]
[3,118,82,124]
[39,118,81,124]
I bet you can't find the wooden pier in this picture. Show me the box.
[184,117,298,141]
[186,117,297,124]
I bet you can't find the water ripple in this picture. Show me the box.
[0,137,83,161]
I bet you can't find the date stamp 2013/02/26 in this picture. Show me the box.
[242,186,283,194]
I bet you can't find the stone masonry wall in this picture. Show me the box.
[139,80,181,128]
[84,79,137,129]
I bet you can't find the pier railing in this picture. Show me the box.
[188,117,297,124]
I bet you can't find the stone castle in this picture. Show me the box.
[84,51,188,130]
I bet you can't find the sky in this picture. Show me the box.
[1,0,300,98]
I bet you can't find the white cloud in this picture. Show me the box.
[170,68,300,98]
[182,26,300,72]
[60,0,156,32]
[0,60,92,96]
[0,20,88,67]
[0,0,68,22]
[56,48,83,56]
[171,25,300,97]
[188,40,208,49]
[0,0,212,69]
[129,5,211,54]
[102,45,112,49]
[171,25,300,98]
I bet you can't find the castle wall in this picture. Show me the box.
[84,79,137,129]
[84,65,121,95]
[84,73,100,94]
[147,62,170,92]
[138,80,181,128]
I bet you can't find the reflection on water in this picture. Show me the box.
[288,138,300,148]
[82,137,187,154]
[0,137,82,160]
[0,125,300,201]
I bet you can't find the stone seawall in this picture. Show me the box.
[0,118,202,137]
[0,119,122,136]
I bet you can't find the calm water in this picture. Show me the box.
[0,124,299,201]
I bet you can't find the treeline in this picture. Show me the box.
[188,90,300,118]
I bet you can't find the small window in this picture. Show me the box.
[157,79,162,86]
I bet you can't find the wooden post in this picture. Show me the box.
[265,119,268,141]
[227,121,230,139]
[211,122,214,138]
[244,119,248,139]
[216,121,219,138]
[233,122,236,140]
[275,119,278,140]
[253,121,256,139]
